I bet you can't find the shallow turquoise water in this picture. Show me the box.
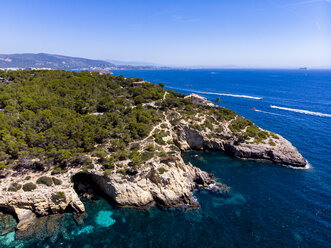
[1,69,330,247]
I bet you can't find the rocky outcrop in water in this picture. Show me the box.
[0,168,86,231]
[0,153,217,232]
[173,122,307,167]
[75,154,214,209]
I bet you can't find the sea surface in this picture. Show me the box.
[1,69,330,248]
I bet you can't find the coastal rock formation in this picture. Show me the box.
[74,154,214,209]
[0,70,307,233]
[173,121,307,167]
[223,139,306,167]
[0,111,306,232]
[0,155,216,232]
[0,169,85,231]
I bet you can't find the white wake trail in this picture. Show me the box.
[270,105,331,117]
[254,109,287,117]
[168,87,263,100]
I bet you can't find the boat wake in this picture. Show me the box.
[270,105,331,117]
[167,87,263,100]
[254,109,287,117]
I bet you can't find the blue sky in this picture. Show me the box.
[0,0,330,68]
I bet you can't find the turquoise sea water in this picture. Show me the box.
[1,69,330,247]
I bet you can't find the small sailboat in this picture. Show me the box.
[252,107,256,111]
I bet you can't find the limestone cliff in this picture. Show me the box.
[173,122,307,167]
[0,153,216,232]
[0,108,306,232]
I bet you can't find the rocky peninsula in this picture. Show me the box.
[0,70,306,234]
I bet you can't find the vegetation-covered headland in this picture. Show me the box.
[0,70,306,231]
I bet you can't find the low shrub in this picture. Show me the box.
[8,183,22,192]
[202,119,213,131]
[243,125,269,143]
[270,133,279,139]
[52,177,62,185]
[52,192,65,201]
[153,129,168,145]
[254,138,264,144]
[141,151,154,162]
[103,169,112,175]
[23,182,37,192]
[158,167,168,174]
[116,168,127,175]
[269,140,276,146]
[170,145,180,152]
[189,123,203,131]
[158,151,167,158]
[229,117,253,132]
[145,143,155,152]
[25,176,31,180]
[82,158,94,168]
[51,167,62,175]
[154,135,166,145]
[215,126,224,133]
[0,162,8,170]
[213,107,236,121]
[102,156,116,170]
[130,143,140,151]
[91,148,107,158]
[36,176,53,186]
[129,151,142,166]
[170,118,180,126]
[114,150,129,161]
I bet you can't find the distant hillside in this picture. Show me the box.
[0,53,161,70]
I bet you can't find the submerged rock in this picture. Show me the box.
[15,214,63,241]
[71,225,94,236]
[0,213,17,236]
[95,211,116,227]
[0,231,15,246]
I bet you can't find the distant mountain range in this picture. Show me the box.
[0,53,166,70]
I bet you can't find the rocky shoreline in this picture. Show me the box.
[0,118,306,234]
[0,109,307,235]
[174,123,307,167]
[0,153,217,233]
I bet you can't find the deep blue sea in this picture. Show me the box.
[1,69,330,247]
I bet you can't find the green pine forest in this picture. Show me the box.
[0,70,194,173]
[0,70,267,175]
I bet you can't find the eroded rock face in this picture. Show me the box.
[0,169,85,231]
[0,154,216,231]
[75,154,214,209]
[223,140,307,167]
[174,124,307,167]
